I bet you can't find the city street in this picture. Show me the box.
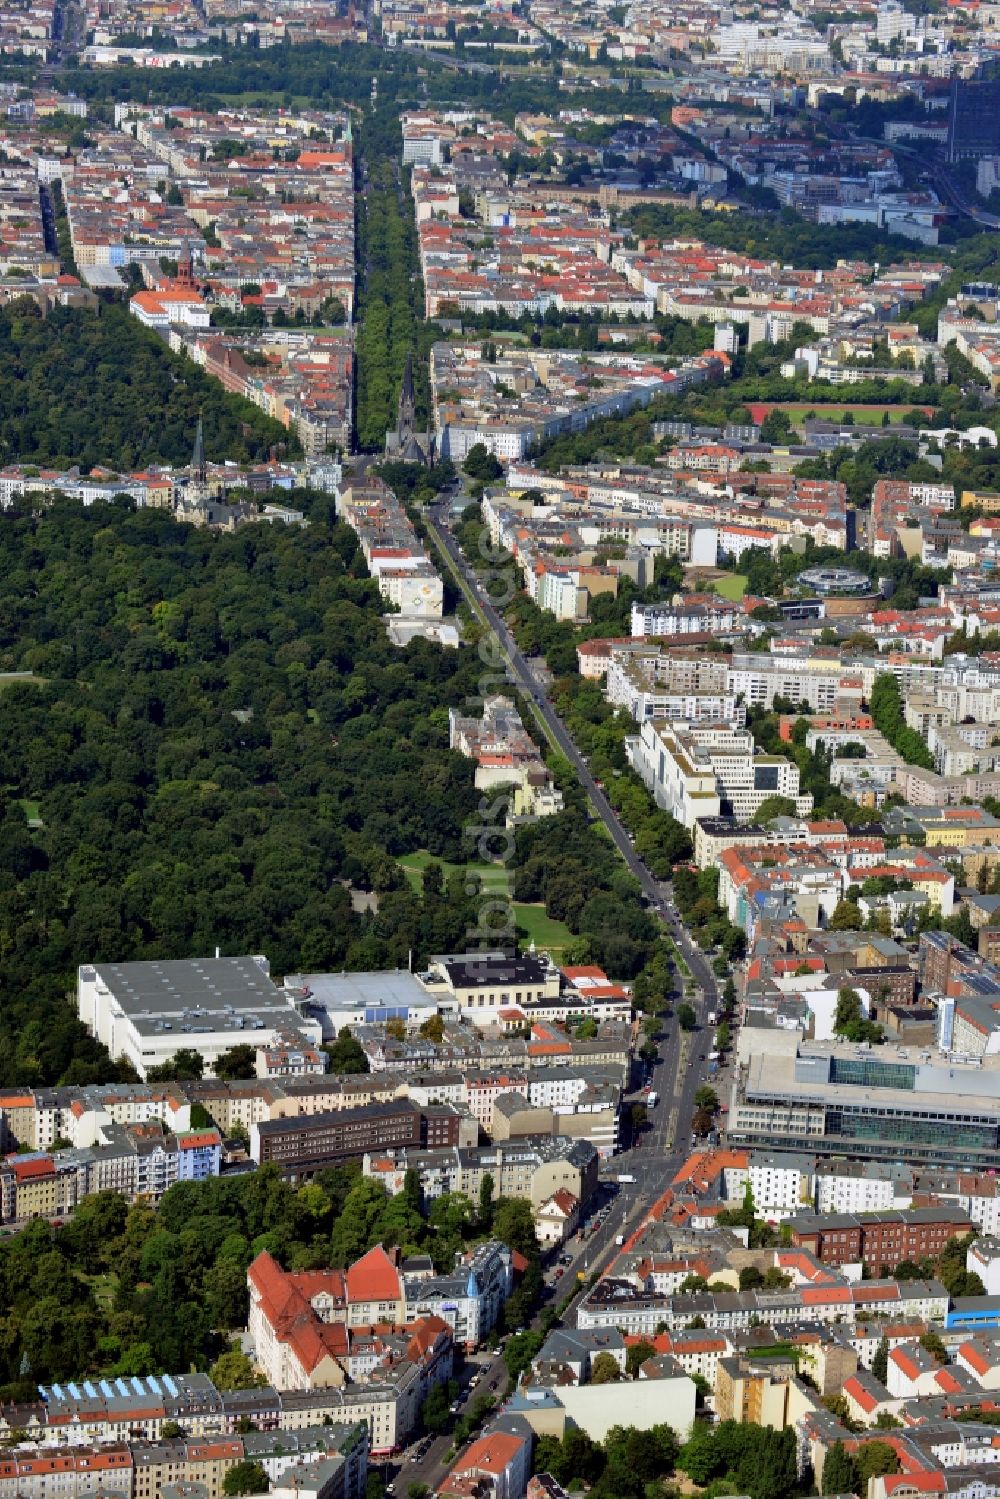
[381,1171,673,1497]
[388,499,728,1496]
[426,497,718,1015]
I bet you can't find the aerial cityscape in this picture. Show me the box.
[11,4,1000,1499]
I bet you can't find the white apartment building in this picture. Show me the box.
[631,601,742,638]
[607,652,743,725]
[814,1163,913,1216]
[538,569,583,622]
[626,719,812,829]
[725,1153,814,1216]
[372,565,444,618]
[625,685,742,726]
[967,1239,1000,1297]
[726,656,847,713]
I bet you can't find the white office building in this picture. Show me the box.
[625,719,813,828]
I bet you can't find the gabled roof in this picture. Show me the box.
[458,1429,529,1476]
[406,1314,451,1360]
[345,1245,403,1305]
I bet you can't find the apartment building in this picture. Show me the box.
[787,1207,976,1272]
[449,697,563,823]
[444,1425,533,1499]
[626,718,812,828]
[250,1100,468,1174]
[337,479,444,621]
[363,1136,600,1212]
[576,1274,949,1337]
[0,1120,221,1224]
[249,1240,511,1370]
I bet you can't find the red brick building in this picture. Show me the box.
[787,1206,974,1272]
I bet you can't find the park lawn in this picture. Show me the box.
[714,573,748,600]
[397,854,574,956]
[398,850,511,896]
[513,903,574,958]
[759,403,930,424]
[17,799,41,825]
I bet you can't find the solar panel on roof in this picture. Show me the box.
[163,1375,178,1397]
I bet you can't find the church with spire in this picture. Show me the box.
[175,413,245,527]
[384,352,435,467]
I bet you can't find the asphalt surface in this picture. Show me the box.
[387,498,727,1497]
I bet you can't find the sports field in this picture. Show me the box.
[749,402,932,426]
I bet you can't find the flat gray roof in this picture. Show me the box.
[285,970,434,1010]
[88,957,291,1037]
[80,264,125,288]
[747,1046,1000,1115]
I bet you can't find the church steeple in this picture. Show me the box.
[386,351,433,467]
[191,415,206,484]
[397,350,416,441]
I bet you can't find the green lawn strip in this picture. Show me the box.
[763,402,924,424]
[82,1270,119,1311]
[513,902,574,956]
[713,573,747,600]
[398,850,511,894]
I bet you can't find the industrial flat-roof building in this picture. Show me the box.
[283,971,436,1039]
[78,957,320,1080]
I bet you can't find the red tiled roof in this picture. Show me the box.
[457,1431,528,1477]
[406,1314,452,1361]
[344,1245,403,1305]
[7,1156,55,1182]
[248,1251,350,1375]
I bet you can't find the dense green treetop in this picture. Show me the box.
[0,302,291,470]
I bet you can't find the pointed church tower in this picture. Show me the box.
[177,246,194,288]
[397,350,416,446]
[191,415,207,484]
[385,352,432,466]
